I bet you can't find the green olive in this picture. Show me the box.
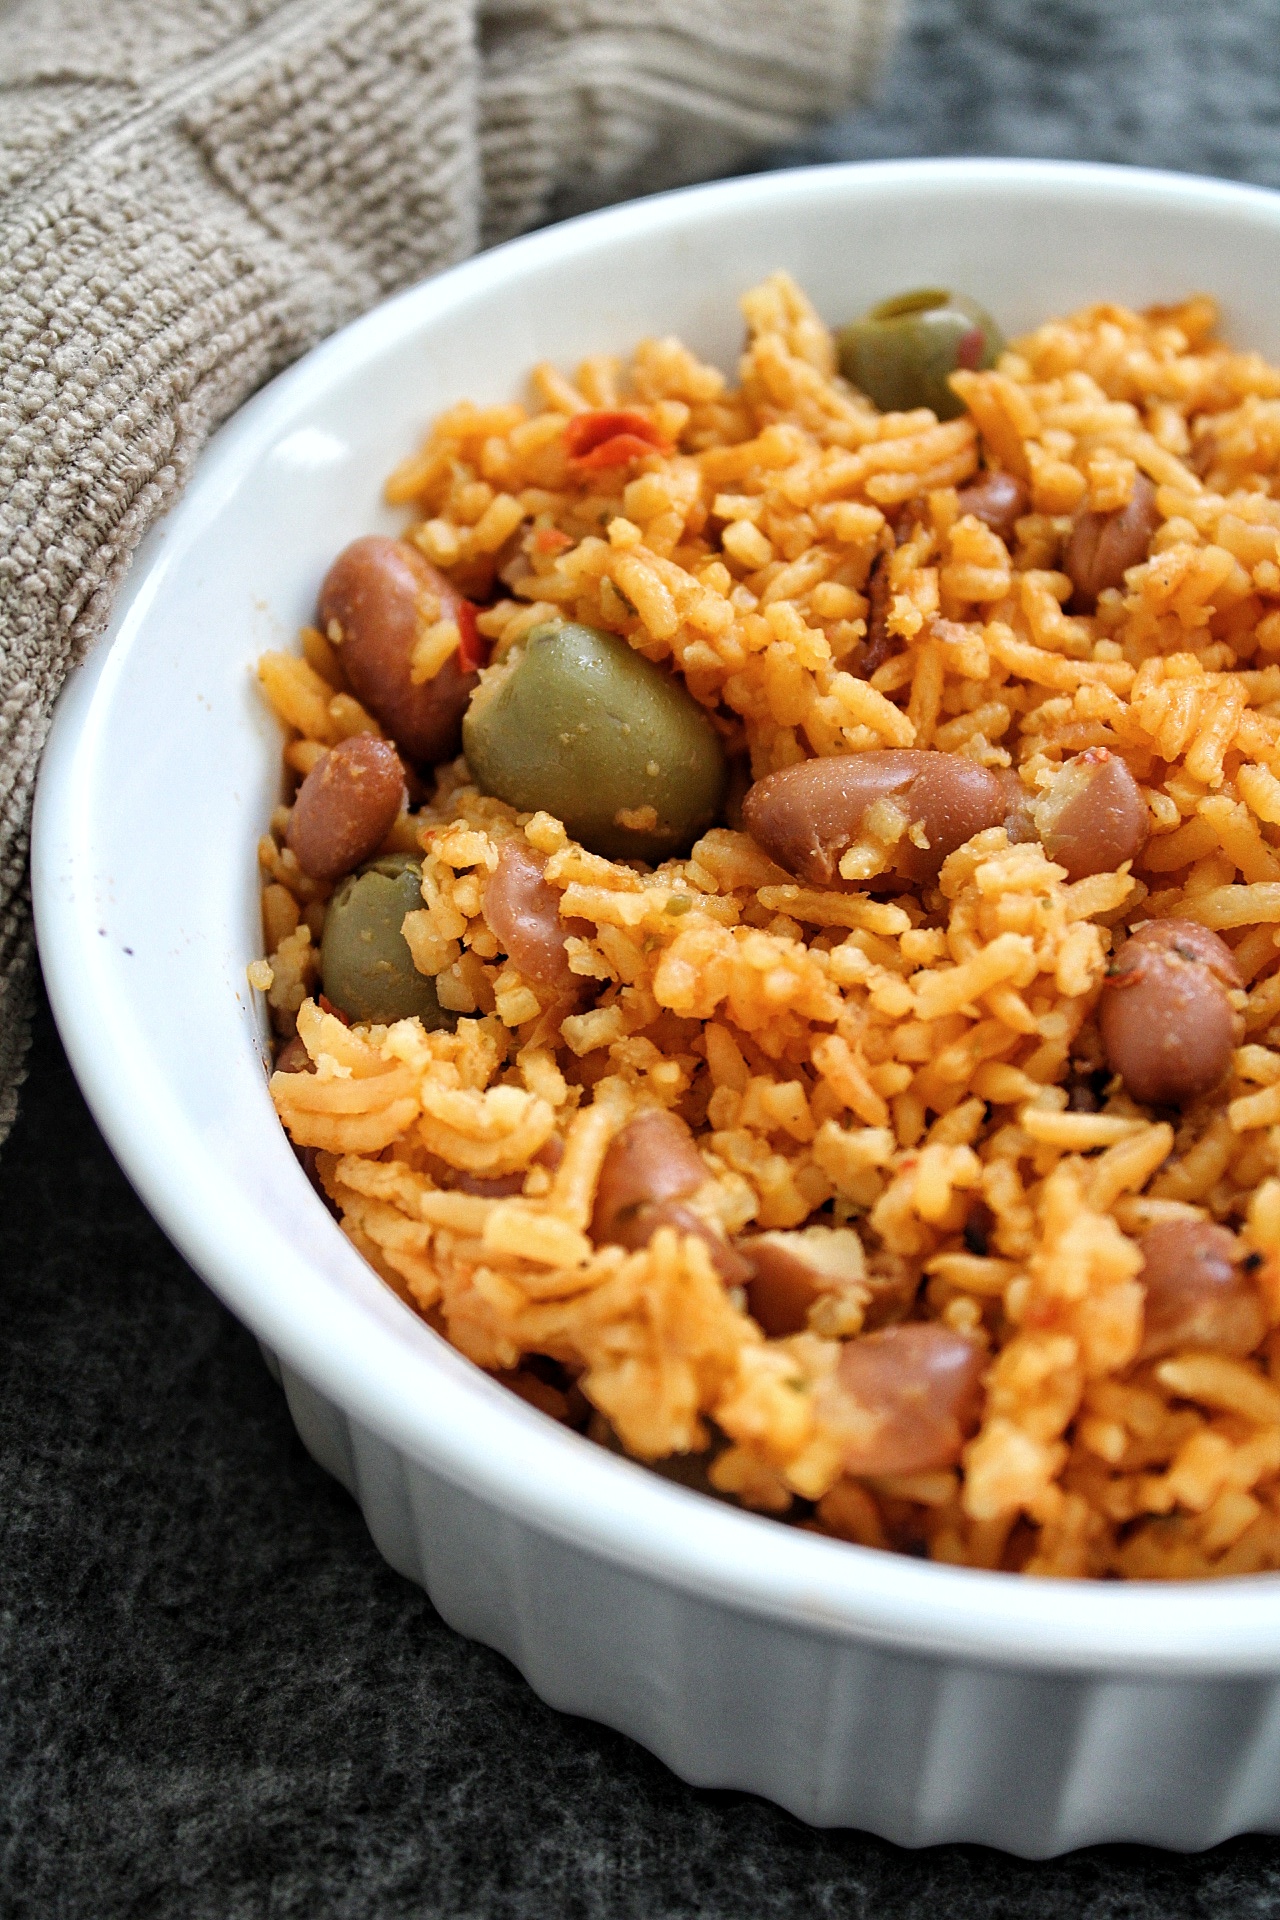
[320,853,455,1028]
[836,289,1004,421]
[462,621,726,862]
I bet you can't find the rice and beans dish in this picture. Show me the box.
[253,276,1280,1580]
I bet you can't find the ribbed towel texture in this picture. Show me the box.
[0,0,898,1145]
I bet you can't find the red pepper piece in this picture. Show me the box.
[456,598,488,673]
[576,433,666,469]
[562,409,672,469]
[532,526,573,555]
[956,326,986,371]
[317,994,352,1026]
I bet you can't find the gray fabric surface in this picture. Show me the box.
[12,0,1280,1911]
[780,0,1280,184]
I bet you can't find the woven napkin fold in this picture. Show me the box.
[0,0,899,1146]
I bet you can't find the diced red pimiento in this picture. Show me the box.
[533,526,574,555]
[317,994,352,1025]
[956,326,986,371]
[562,409,673,469]
[456,599,488,673]
[576,434,664,469]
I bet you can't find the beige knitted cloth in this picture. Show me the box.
[0,0,899,1145]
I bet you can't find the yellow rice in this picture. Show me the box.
[255,273,1280,1580]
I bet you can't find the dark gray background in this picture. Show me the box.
[9,1,1280,1912]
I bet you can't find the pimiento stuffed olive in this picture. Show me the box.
[837,288,1004,420]
[462,621,726,862]
[319,853,454,1028]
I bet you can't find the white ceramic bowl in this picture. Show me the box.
[33,159,1280,1856]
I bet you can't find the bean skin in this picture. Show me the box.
[741,1227,867,1338]
[274,1034,315,1075]
[858,552,900,680]
[997,768,1037,845]
[823,1323,986,1477]
[741,749,1023,889]
[746,1241,821,1338]
[591,1110,707,1242]
[1136,1220,1266,1362]
[318,535,478,766]
[609,1197,751,1285]
[1100,918,1243,1107]
[1064,473,1161,613]
[1032,747,1148,881]
[286,734,406,882]
[955,470,1028,545]
[591,1111,749,1283]
[482,841,591,1001]
[889,500,926,543]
